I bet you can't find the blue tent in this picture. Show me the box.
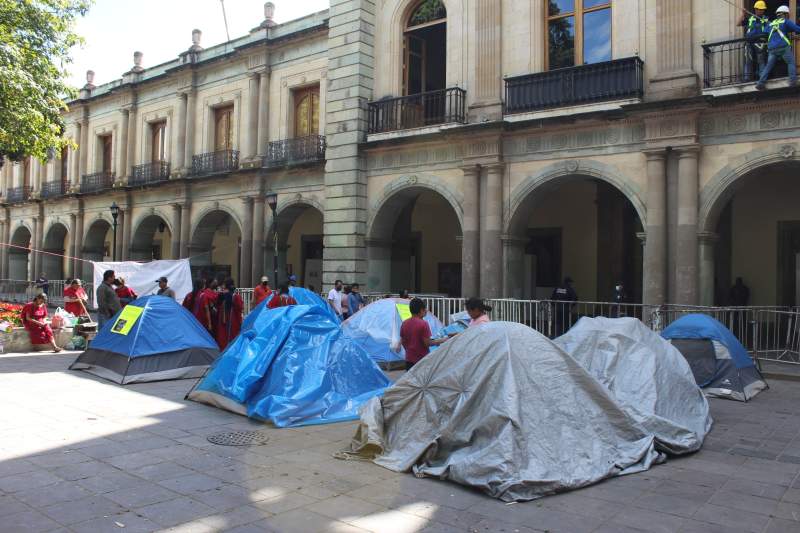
[70,295,220,384]
[661,314,767,401]
[187,304,390,427]
[244,287,335,329]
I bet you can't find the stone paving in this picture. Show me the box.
[1,351,800,532]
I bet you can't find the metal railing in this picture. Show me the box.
[264,135,326,168]
[702,36,800,88]
[40,181,67,199]
[6,186,31,204]
[504,57,644,114]
[80,171,115,194]
[191,150,239,176]
[367,87,467,134]
[130,161,170,186]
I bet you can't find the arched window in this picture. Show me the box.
[547,0,612,70]
[403,0,446,96]
[294,87,320,138]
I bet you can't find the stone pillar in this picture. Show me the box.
[2,209,10,279]
[180,202,191,258]
[31,217,40,279]
[643,150,667,305]
[675,146,700,304]
[73,207,84,280]
[171,203,182,259]
[252,197,265,286]
[79,115,89,178]
[256,70,270,156]
[650,0,698,99]
[502,236,527,299]
[115,210,125,261]
[698,231,718,307]
[472,0,503,120]
[245,74,260,161]
[239,197,253,286]
[460,165,480,297]
[175,92,188,174]
[71,122,81,190]
[184,91,197,170]
[0,221,5,279]
[118,109,130,179]
[479,164,504,298]
[126,106,138,176]
[68,213,77,278]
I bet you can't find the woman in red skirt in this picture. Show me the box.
[215,278,243,350]
[22,294,61,352]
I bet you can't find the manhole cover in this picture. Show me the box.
[207,430,270,446]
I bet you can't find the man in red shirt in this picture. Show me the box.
[253,276,272,307]
[400,298,446,371]
[267,284,297,309]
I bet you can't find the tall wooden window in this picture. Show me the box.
[547,0,612,70]
[22,157,31,189]
[293,87,320,138]
[100,135,113,173]
[403,0,446,96]
[214,106,234,151]
[151,121,166,162]
[60,146,68,189]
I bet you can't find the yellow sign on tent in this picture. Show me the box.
[110,305,144,335]
[396,303,412,321]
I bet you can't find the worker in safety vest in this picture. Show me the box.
[756,5,800,89]
[740,1,770,80]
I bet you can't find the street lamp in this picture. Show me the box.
[110,202,120,261]
[265,191,278,287]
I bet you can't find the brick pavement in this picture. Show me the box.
[0,350,799,532]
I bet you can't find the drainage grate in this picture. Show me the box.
[207,430,271,446]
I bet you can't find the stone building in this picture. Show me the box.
[2,0,800,307]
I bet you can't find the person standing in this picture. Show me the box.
[730,277,751,306]
[96,270,121,329]
[268,284,298,309]
[551,276,578,337]
[400,298,446,371]
[35,272,49,296]
[253,276,272,307]
[341,285,352,319]
[465,298,492,327]
[156,276,176,299]
[348,283,366,316]
[22,294,61,352]
[740,1,770,81]
[193,280,214,334]
[756,5,800,90]
[327,279,344,319]
[215,278,243,350]
[63,279,90,318]
[115,277,138,308]
[288,274,297,287]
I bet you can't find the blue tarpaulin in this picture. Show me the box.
[187,304,390,427]
[243,287,336,330]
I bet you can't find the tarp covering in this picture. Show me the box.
[341,298,444,363]
[342,322,666,502]
[92,259,192,305]
[187,304,390,427]
[244,287,335,330]
[555,317,712,455]
[70,295,219,384]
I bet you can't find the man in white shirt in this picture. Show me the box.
[327,279,343,318]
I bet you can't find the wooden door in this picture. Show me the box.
[214,106,233,151]
[151,122,166,162]
[101,136,113,173]
[293,88,320,138]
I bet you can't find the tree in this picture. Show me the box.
[0,0,91,166]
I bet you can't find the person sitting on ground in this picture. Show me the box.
[22,293,61,352]
[215,278,244,350]
[115,277,138,308]
[268,284,298,309]
[96,269,122,329]
[400,297,446,371]
[465,297,492,328]
[348,283,366,315]
[63,278,90,318]
[253,276,272,307]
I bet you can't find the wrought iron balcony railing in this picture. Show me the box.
[702,36,799,88]
[80,171,115,194]
[6,186,31,204]
[504,57,644,115]
[130,161,170,186]
[367,87,467,134]
[40,181,67,199]
[264,135,326,168]
[191,150,239,176]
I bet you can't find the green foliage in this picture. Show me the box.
[0,0,91,164]
[409,0,446,27]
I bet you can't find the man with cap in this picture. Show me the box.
[757,5,800,89]
[97,270,122,328]
[156,276,176,300]
[253,276,272,307]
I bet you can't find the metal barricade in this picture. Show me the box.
[752,309,800,365]
[238,288,254,314]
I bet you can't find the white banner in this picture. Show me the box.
[92,259,192,305]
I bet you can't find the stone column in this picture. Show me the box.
[2,209,10,279]
[73,206,84,280]
[252,197,265,286]
[650,0,698,99]
[126,106,137,176]
[698,231,718,307]
[472,0,503,120]
[0,221,4,279]
[460,165,480,297]
[79,115,89,178]
[502,236,527,299]
[115,210,125,261]
[31,217,40,279]
[675,146,700,304]
[171,203,182,259]
[71,122,81,190]
[643,150,667,306]
[118,108,130,179]
[175,92,188,174]
[68,213,77,278]
[245,74,260,161]
[256,70,270,157]
[184,91,197,170]
[479,164,504,298]
[180,202,191,258]
[239,197,253,286]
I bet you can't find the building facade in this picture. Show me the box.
[2,0,800,307]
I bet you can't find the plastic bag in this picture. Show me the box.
[69,336,86,350]
[52,308,77,329]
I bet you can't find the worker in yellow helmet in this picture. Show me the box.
[740,1,771,81]
[757,5,800,89]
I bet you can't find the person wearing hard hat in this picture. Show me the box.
[756,5,800,89]
[740,1,770,81]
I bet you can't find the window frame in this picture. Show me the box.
[150,120,167,163]
[292,86,320,138]
[213,105,234,152]
[545,0,612,70]
[402,0,447,96]
[100,135,113,173]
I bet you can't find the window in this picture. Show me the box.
[101,135,113,173]
[547,0,611,70]
[151,121,166,162]
[60,146,68,182]
[293,87,320,137]
[22,157,31,189]
[403,0,446,95]
[214,105,234,151]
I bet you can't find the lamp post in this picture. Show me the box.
[265,191,278,287]
[110,202,120,261]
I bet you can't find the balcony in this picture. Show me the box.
[703,36,799,89]
[191,150,239,177]
[40,181,67,199]
[6,186,31,204]
[80,171,115,194]
[504,57,644,115]
[264,136,326,168]
[130,161,170,187]
[367,87,467,134]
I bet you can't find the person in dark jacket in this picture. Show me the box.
[551,277,578,337]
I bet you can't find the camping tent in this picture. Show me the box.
[70,295,219,384]
[341,321,690,502]
[341,298,444,364]
[244,287,335,329]
[661,314,767,401]
[187,304,390,427]
[555,317,711,454]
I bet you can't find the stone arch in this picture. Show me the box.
[190,204,242,244]
[9,224,32,280]
[265,198,325,287]
[42,222,69,280]
[83,218,112,263]
[131,212,173,260]
[190,207,243,284]
[267,198,325,247]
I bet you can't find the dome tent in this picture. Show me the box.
[661,314,767,401]
[70,295,219,384]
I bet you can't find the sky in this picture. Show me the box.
[67,0,330,89]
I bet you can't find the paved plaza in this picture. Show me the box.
[1,351,800,532]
